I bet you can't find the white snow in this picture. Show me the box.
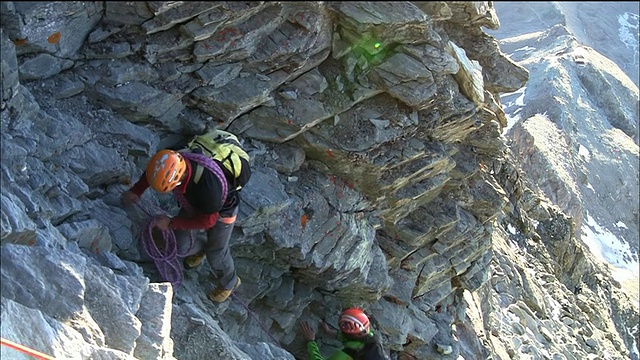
[514,88,526,106]
[615,221,628,229]
[503,113,521,134]
[618,12,639,66]
[507,224,518,235]
[514,46,537,53]
[538,347,551,359]
[578,144,591,160]
[580,212,639,281]
[500,87,526,134]
[579,145,596,192]
[631,324,640,359]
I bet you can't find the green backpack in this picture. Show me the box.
[187,129,250,190]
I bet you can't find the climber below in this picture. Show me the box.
[300,307,387,359]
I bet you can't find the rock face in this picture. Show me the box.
[0,2,637,360]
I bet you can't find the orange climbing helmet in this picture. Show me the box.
[145,150,187,193]
[339,307,370,337]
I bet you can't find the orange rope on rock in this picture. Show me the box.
[1,337,55,360]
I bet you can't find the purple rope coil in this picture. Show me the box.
[139,217,183,288]
[135,199,195,289]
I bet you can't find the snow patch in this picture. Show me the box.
[578,143,591,160]
[500,87,526,134]
[508,224,518,235]
[538,347,551,359]
[514,88,526,106]
[631,324,640,359]
[514,46,536,53]
[585,182,595,192]
[503,113,521,134]
[618,12,639,66]
[615,221,628,229]
[581,212,639,280]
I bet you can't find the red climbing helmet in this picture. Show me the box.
[145,150,187,193]
[339,307,370,337]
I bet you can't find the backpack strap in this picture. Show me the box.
[221,152,239,189]
[193,164,205,184]
[192,156,237,189]
[180,151,228,207]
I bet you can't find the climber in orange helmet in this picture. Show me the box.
[122,141,251,303]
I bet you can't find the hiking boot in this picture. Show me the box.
[207,276,241,303]
[184,250,206,269]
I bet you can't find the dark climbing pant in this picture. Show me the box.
[176,205,238,290]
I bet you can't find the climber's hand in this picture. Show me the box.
[155,215,171,231]
[300,321,316,342]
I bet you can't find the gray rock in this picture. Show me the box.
[1,297,137,360]
[192,74,275,122]
[192,3,285,63]
[142,3,220,35]
[134,283,174,360]
[437,343,453,355]
[143,28,194,64]
[236,167,291,236]
[170,303,253,360]
[0,191,37,246]
[400,44,460,75]
[585,337,598,348]
[11,2,102,58]
[369,52,437,108]
[57,219,113,253]
[236,342,296,360]
[51,140,126,188]
[1,29,20,105]
[196,62,242,88]
[19,53,74,81]
[54,78,85,99]
[104,2,154,26]
[270,144,306,175]
[90,82,184,129]
[446,41,485,105]
[280,90,298,100]
[1,244,87,320]
[368,300,412,346]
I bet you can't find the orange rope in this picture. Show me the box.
[1,337,55,360]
